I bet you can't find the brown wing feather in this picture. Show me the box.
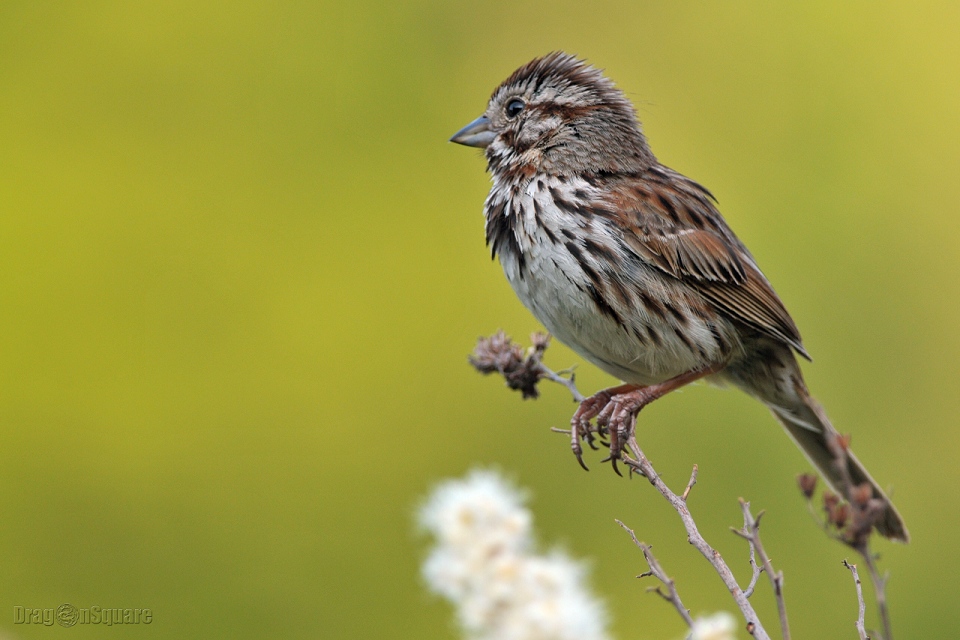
[622,227,747,284]
[698,271,809,358]
[606,166,809,359]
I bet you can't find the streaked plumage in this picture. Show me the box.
[451,52,907,541]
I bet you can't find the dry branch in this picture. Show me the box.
[732,501,790,640]
[843,560,869,640]
[617,437,772,640]
[616,520,694,628]
[471,331,899,640]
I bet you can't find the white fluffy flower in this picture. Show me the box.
[419,470,610,640]
[689,612,737,640]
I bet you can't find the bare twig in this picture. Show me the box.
[536,364,585,402]
[843,560,869,640]
[619,437,772,640]
[615,520,694,628]
[471,333,778,638]
[740,508,764,598]
[732,501,790,640]
[681,465,698,502]
[540,353,771,637]
[516,361,770,634]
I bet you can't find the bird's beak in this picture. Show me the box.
[449,116,495,148]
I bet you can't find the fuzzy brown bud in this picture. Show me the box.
[796,473,818,499]
[469,331,546,399]
[470,331,523,374]
[530,332,551,353]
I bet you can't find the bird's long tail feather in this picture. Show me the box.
[767,382,909,542]
[724,343,909,542]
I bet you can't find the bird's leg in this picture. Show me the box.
[576,366,723,473]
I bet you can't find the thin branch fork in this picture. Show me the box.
[732,501,790,640]
[530,355,772,640]
[618,437,772,640]
[739,510,764,599]
[472,332,902,640]
[844,560,870,640]
[473,335,832,640]
[616,519,694,628]
[536,364,585,402]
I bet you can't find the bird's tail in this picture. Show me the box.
[727,348,909,542]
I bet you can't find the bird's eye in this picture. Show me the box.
[505,99,525,119]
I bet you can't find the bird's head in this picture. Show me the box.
[451,52,654,178]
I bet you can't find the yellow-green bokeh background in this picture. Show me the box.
[2,2,958,638]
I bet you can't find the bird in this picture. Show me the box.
[449,52,907,542]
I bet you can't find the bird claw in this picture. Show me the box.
[574,450,590,472]
[568,391,610,472]
[565,386,651,475]
[600,455,623,477]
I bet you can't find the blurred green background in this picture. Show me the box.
[1,1,958,638]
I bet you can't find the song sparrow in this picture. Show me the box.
[450,52,908,542]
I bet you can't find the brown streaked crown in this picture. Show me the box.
[482,52,655,177]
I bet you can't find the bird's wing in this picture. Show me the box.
[602,166,809,358]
